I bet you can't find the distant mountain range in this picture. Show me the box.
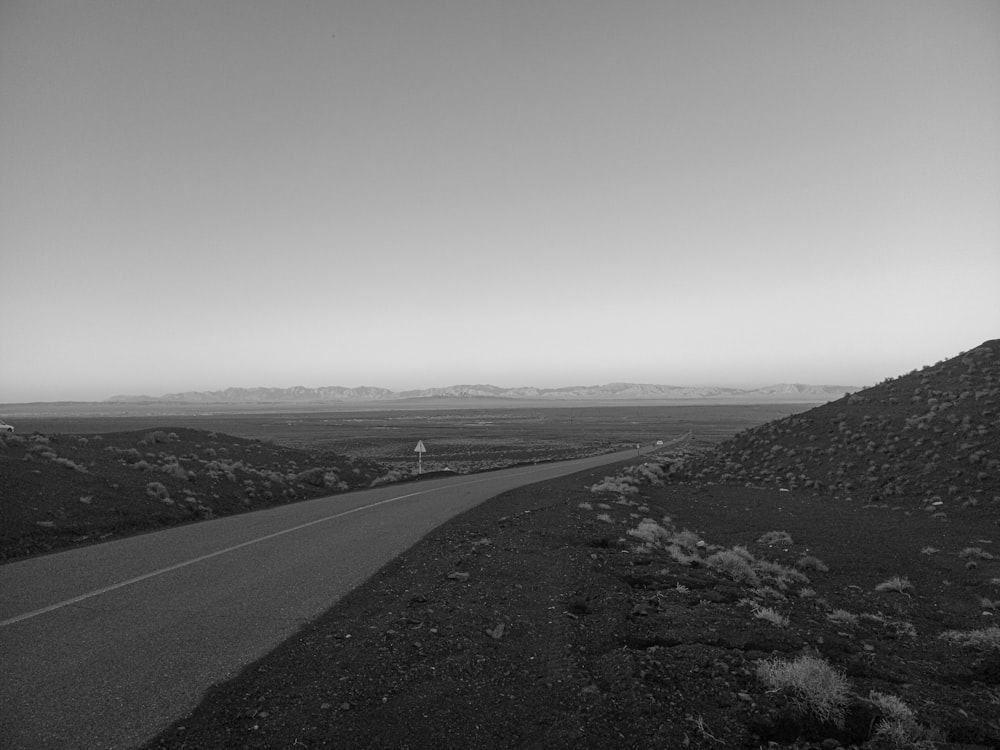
[106,382,860,404]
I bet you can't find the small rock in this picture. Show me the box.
[340,702,351,711]
[821,739,841,750]
[320,703,332,710]
[737,692,753,702]
[447,572,470,582]
[863,643,875,652]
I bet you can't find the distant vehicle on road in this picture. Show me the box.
[655,440,664,446]
[0,420,13,433]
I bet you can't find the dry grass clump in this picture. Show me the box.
[826,608,859,626]
[868,691,939,749]
[875,576,914,594]
[626,518,672,546]
[749,603,789,627]
[706,548,760,586]
[756,654,849,726]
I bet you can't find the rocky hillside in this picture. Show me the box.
[690,340,1000,513]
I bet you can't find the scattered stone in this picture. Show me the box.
[447,572,470,582]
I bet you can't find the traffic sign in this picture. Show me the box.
[414,440,426,474]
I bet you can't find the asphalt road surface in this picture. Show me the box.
[0,448,654,750]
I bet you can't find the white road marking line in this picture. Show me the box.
[0,460,583,628]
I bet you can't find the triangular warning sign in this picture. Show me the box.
[414,440,426,453]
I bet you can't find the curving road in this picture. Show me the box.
[0,447,654,750]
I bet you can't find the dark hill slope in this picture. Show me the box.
[691,340,1000,512]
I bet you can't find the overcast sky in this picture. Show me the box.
[1,1,997,402]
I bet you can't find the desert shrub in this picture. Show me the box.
[875,576,914,594]
[669,529,702,553]
[869,691,938,749]
[757,530,793,547]
[52,457,88,473]
[666,544,701,566]
[145,481,170,502]
[322,471,347,491]
[939,626,1000,650]
[627,518,671,546]
[297,467,327,487]
[589,476,639,495]
[755,558,810,590]
[706,549,760,586]
[143,431,171,444]
[590,463,667,495]
[795,555,829,572]
[159,459,190,481]
[106,445,142,462]
[27,443,57,459]
[756,654,849,726]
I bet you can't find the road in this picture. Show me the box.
[0,447,653,750]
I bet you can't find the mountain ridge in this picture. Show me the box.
[106,381,860,404]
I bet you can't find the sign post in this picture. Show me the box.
[414,440,426,474]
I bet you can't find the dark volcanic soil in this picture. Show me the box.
[0,427,384,561]
[143,462,1000,750]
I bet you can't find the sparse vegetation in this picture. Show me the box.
[8,340,1000,749]
[756,654,849,726]
[939,626,1000,650]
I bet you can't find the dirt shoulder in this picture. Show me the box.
[144,463,1000,750]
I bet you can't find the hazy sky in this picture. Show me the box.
[1,1,998,402]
